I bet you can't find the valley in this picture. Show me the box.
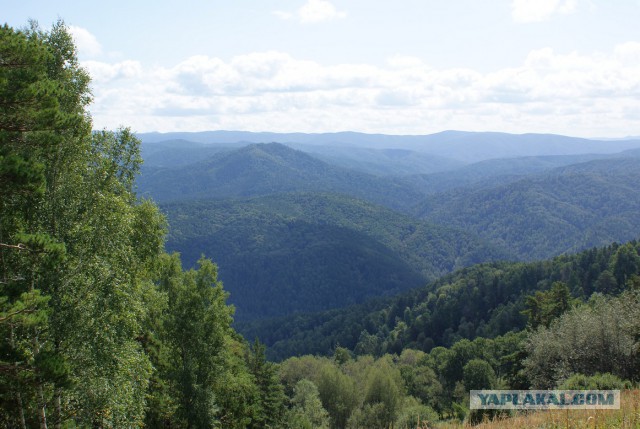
[136,131,640,326]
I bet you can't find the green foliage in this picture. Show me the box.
[157,255,233,428]
[333,347,352,365]
[363,361,403,426]
[246,339,287,429]
[346,402,387,429]
[286,379,330,429]
[1,20,159,427]
[394,397,439,429]
[462,359,497,391]
[1,20,283,429]
[317,365,359,429]
[272,243,640,425]
[558,372,632,390]
[524,290,640,388]
[522,281,573,328]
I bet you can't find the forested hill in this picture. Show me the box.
[415,157,640,260]
[162,193,508,321]
[137,142,424,211]
[400,152,621,195]
[237,240,640,361]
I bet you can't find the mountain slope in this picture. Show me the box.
[162,193,508,321]
[137,143,425,210]
[416,158,640,260]
[141,139,241,168]
[401,152,622,195]
[237,240,640,361]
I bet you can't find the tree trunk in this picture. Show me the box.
[11,324,27,429]
[54,388,62,429]
[37,382,48,429]
[16,388,27,429]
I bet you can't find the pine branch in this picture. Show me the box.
[0,308,37,323]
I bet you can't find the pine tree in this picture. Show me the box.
[247,338,287,429]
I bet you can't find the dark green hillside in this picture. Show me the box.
[162,193,508,321]
[137,142,424,210]
[238,240,640,361]
[416,158,640,260]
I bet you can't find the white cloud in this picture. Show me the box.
[83,60,143,83]
[68,26,103,58]
[274,0,346,24]
[85,43,640,137]
[511,0,578,23]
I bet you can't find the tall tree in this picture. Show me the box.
[158,255,234,428]
[522,281,572,329]
[247,339,287,429]
[286,379,330,429]
[0,21,89,428]
[1,21,166,427]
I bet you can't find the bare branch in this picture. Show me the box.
[0,243,30,251]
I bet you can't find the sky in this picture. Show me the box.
[4,0,640,137]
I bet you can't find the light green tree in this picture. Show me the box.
[287,379,330,429]
[317,365,359,429]
[159,255,233,428]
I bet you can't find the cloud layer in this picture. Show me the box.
[83,39,640,137]
[511,0,578,23]
[274,0,347,23]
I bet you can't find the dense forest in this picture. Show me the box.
[162,193,507,320]
[238,240,640,360]
[1,20,639,429]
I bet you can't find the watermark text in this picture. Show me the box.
[470,390,620,409]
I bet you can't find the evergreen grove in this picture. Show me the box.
[1,21,639,428]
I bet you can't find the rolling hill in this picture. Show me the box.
[400,152,619,195]
[162,193,508,321]
[137,143,425,211]
[415,157,640,260]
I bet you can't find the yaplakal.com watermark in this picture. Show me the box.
[470,390,620,410]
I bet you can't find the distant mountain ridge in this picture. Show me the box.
[401,151,639,195]
[137,130,640,163]
[137,142,425,210]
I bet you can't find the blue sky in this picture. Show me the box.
[4,0,640,137]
